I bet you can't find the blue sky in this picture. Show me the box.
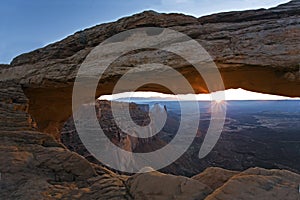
[0,0,289,64]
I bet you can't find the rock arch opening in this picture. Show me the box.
[23,66,300,140]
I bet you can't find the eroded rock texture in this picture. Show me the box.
[0,82,131,199]
[0,1,300,199]
[0,0,299,136]
[126,167,300,200]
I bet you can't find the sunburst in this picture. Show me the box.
[211,100,227,113]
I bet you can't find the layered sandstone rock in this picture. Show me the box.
[0,81,130,200]
[127,167,300,200]
[126,170,212,200]
[0,1,298,136]
[192,167,239,190]
[204,167,300,200]
[0,1,300,199]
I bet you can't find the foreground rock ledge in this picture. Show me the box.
[0,1,300,199]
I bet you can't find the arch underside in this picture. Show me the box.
[23,64,300,139]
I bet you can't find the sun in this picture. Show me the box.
[210,99,227,113]
[214,99,224,104]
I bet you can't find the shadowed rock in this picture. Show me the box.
[0,1,299,199]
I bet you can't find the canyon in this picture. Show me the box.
[61,99,300,178]
[0,0,300,199]
[61,100,200,176]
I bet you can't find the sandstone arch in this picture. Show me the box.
[0,1,299,139]
[0,1,300,199]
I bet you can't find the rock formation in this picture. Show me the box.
[0,83,130,199]
[0,0,299,136]
[126,167,300,200]
[61,100,154,167]
[61,100,198,176]
[0,1,300,199]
